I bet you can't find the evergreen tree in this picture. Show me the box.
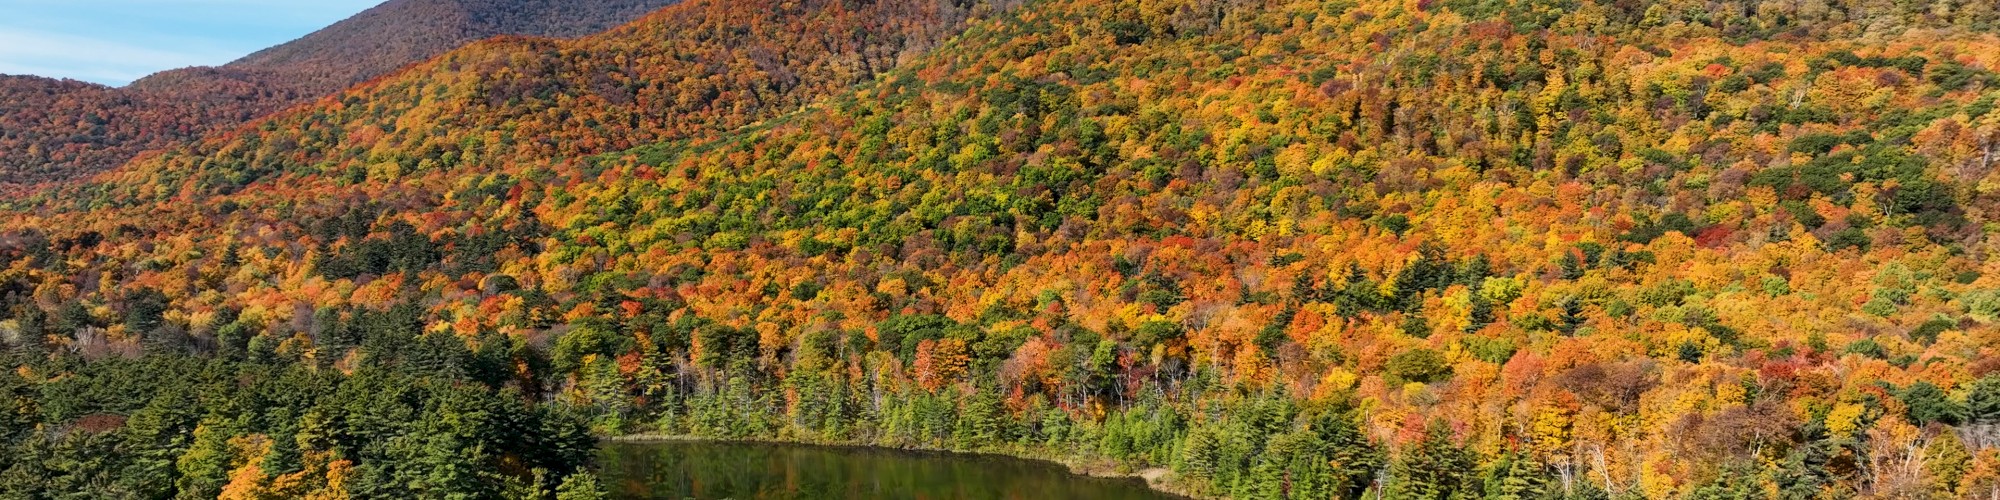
[1387,423,1483,500]
[1483,451,1548,500]
[1901,381,1967,426]
[1968,376,2000,423]
[555,470,608,500]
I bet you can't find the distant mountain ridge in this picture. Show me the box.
[0,0,679,188]
[146,0,683,95]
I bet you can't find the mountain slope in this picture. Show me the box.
[138,0,685,96]
[0,0,679,188]
[0,74,282,188]
[4,0,2000,498]
[0,0,984,497]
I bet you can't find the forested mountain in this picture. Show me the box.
[0,0,982,497]
[0,74,286,190]
[167,0,688,95]
[0,0,679,189]
[4,0,2000,498]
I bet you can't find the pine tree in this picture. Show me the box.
[1968,376,2000,423]
[555,470,608,500]
[173,418,239,500]
[1483,452,1548,500]
[1179,428,1221,481]
[1386,423,1482,500]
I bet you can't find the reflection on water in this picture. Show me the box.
[599,440,1179,500]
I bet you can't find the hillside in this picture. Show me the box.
[0,74,283,188]
[0,0,982,497]
[4,0,2000,498]
[142,0,686,95]
[0,0,679,188]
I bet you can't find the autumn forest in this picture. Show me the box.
[3,0,2000,498]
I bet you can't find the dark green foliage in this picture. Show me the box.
[1686,463,1767,500]
[1787,131,1870,155]
[1482,452,1548,500]
[1171,393,1385,498]
[1968,376,2000,422]
[1772,418,1861,498]
[313,221,442,280]
[1136,272,1187,311]
[1131,320,1184,349]
[1825,228,1869,252]
[1386,423,1483,499]
[553,320,634,374]
[1678,342,1704,363]
[1929,60,1997,90]
[1619,212,1703,244]
[1379,213,1412,235]
[0,352,593,499]
[1909,317,1954,345]
[1387,348,1453,384]
[1463,336,1516,364]
[876,314,961,363]
[556,470,608,500]
[694,324,759,372]
[1844,338,1886,359]
[1899,381,1966,426]
[123,287,171,335]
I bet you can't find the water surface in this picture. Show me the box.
[599,440,1179,499]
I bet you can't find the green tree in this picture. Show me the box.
[1386,423,1482,500]
[1968,376,2000,422]
[1927,432,1972,496]
[555,470,608,500]
[1387,348,1453,384]
[173,417,239,500]
[1482,451,1547,500]
[1900,381,1966,426]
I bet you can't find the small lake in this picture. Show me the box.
[599,440,1182,499]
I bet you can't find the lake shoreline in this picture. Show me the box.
[605,433,1207,499]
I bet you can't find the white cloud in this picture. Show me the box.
[0,0,385,85]
[0,29,239,84]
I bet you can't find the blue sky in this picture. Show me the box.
[0,0,383,86]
